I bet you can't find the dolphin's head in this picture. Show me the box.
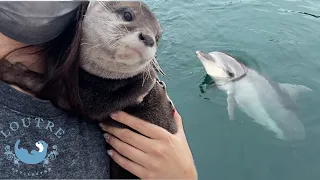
[196,51,247,84]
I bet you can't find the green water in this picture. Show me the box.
[144,0,320,179]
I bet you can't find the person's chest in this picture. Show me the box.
[0,108,110,179]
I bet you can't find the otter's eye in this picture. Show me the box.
[123,10,133,21]
[228,71,235,78]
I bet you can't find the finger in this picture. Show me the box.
[101,125,154,152]
[108,149,147,179]
[106,133,150,167]
[110,111,171,139]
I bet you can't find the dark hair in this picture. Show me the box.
[39,2,89,113]
[0,2,88,114]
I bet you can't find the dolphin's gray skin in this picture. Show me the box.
[196,51,312,141]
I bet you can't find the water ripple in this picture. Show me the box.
[143,0,320,179]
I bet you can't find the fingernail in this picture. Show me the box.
[107,150,113,156]
[99,123,104,128]
[110,112,118,119]
[104,133,110,142]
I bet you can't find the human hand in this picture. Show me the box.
[100,110,198,180]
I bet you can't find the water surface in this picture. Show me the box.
[144,0,320,179]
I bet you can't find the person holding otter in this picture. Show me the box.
[0,1,197,179]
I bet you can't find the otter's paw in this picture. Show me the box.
[0,60,14,80]
[13,62,28,71]
[0,61,28,83]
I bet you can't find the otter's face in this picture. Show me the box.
[81,1,162,79]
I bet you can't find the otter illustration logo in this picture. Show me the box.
[4,140,59,170]
[14,139,48,165]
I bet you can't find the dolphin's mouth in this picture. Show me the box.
[196,51,215,62]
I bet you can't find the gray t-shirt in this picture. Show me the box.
[0,82,110,179]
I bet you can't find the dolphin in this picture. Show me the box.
[196,51,312,141]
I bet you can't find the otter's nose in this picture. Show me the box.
[139,33,155,47]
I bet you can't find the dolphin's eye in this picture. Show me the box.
[228,71,235,78]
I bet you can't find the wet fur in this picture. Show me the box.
[0,1,177,179]
[80,67,177,179]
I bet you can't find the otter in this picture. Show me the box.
[0,1,177,179]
